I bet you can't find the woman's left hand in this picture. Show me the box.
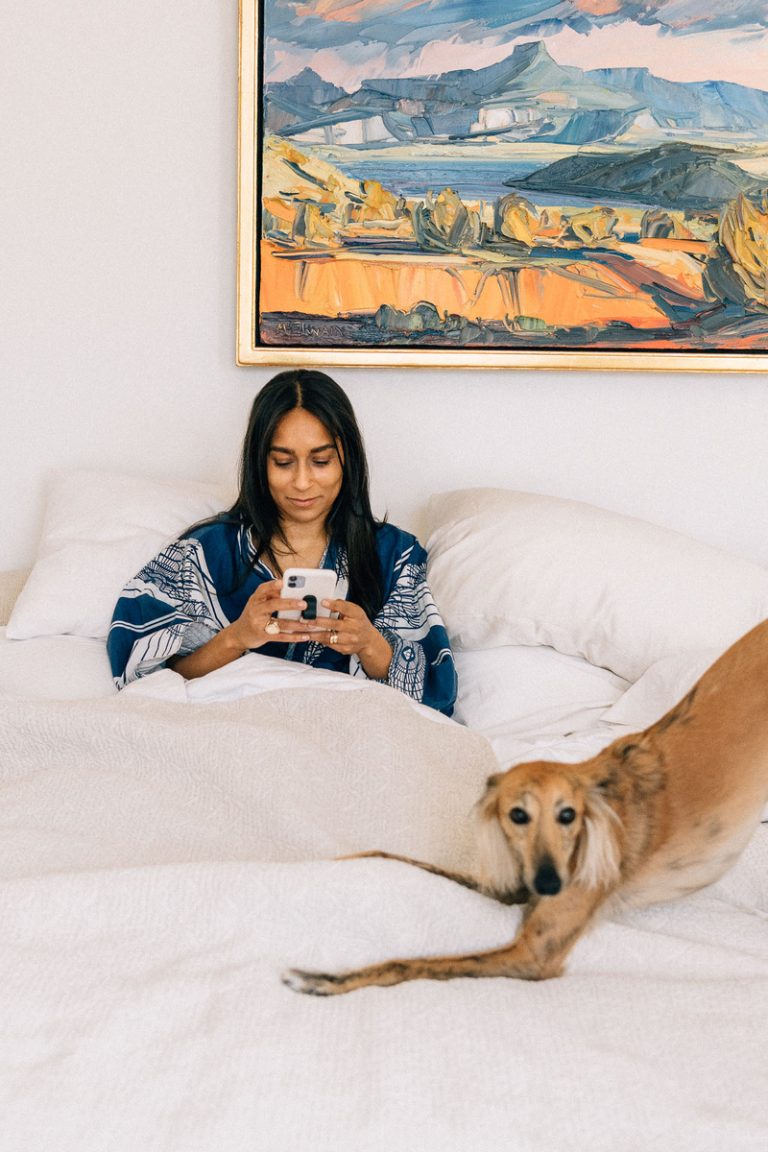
[308,599,393,680]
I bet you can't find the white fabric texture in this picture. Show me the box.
[0,626,116,698]
[0,684,492,880]
[603,647,724,730]
[0,567,28,626]
[123,649,453,712]
[0,687,766,1152]
[426,487,768,681]
[454,644,628,760]
[6,469,231,640]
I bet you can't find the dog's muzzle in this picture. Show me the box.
[533,861,562,897]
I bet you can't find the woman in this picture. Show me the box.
[107,369,457,715]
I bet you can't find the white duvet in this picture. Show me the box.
[1,658,767,1152]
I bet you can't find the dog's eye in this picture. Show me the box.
[558,807,576,825]
[509,807,530,825]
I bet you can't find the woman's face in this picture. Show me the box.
[266,407,344,531]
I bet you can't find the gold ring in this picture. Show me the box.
[264,618,281,636]
[329,630,339,645]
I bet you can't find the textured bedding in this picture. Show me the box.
[3,479,768,1152]
[0,678,493,878]
[1,676,767,1152]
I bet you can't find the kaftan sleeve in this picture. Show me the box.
[350,535,457,716]
[107,536,231,688]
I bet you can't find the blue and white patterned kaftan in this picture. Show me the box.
[107,519,457,715]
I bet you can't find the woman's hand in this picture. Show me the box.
[227,579,313,651]
[169,580,310,680]
[307,599,393,681]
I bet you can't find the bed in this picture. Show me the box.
[1,473,766,1152]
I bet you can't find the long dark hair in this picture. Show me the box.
[229,369,385,620]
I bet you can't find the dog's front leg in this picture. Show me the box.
[282,885,606,996]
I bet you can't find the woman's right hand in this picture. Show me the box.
[169,580,309,681]
[226,579,310,651]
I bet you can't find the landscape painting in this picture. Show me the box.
[237,0,768,368]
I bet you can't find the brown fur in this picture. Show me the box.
[283,619,768,996]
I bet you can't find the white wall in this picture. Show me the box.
[2,1,768,572]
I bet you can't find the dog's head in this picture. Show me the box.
[475,761,622,900]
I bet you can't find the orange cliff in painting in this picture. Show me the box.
[260,239,681,330]
[256,135,749,347]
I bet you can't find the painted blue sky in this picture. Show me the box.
[265,1,768,90]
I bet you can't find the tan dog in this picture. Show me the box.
[284,619,768,996]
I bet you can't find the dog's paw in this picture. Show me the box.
[281,968,341,996]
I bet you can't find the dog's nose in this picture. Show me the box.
[533,863,562,896]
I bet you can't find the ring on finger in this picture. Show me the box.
[329,630,339,645]
[265,617,281,636]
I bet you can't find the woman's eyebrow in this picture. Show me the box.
[268,442,336,455]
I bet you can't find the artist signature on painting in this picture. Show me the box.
[274,319,348,341]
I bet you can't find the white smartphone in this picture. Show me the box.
[278,568,339,621]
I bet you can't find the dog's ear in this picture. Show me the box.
[612,739,665,798]
[588,739,665,801]
[478,773,501,816]
[572,783,622,891]
[473,774,523,898]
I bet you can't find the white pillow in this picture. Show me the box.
[455,644,628,738]
[0,627,116,699]
[603,648,721,731]
[7,469,232,640]
[426,488,768,682]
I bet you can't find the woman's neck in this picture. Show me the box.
[270,522,329,572]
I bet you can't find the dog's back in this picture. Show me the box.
[614,618,768,905]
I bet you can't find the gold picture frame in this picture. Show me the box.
[237,0,768,371]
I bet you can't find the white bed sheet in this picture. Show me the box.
[2,831,766,1152]
[0,625,116,698]
[1,637,767,1151]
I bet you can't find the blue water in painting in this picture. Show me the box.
[332,154,658,209]
[333,157,541,200]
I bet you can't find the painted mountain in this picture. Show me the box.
[256,35,768,353]
[264,40,768,147]
[511,143,768,210]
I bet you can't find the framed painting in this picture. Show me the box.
[237,0,768,371]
